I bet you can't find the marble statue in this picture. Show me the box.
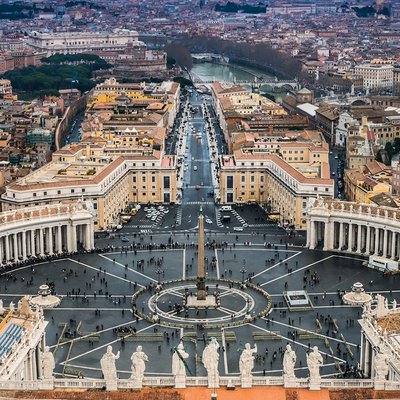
[283,344,297,379]
[131,345,148,386]
[376,294,389,318]
[363,301,372,319]
[393,299,397,311]
[306,346,323,385]
[374,348,389,381]
[100,345,120,390]
[172,341,189,388]
[202,337,220,388]
[0,299,4,315]
[41,346,55,380]
[239,343,257,378]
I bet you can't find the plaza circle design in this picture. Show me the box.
[132,277,272,329]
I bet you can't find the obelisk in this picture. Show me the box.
[197,208,206,300]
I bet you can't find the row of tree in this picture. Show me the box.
[164,36,302,79]
[2,55,110,100]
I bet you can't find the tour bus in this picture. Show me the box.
[367,255,399,274]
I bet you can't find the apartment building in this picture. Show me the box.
[354,63,394,90]
[1,142,177,231]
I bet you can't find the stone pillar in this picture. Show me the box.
[39,228,45,256]
[323,222,330,251]
[391,232,397,260]
[357,225,362,254]
[0,238,3,264]
[22,231,27,260]
[67,225,77,252]
[306,219,311,247]
[48,227,53,255]
[309,221,316,250]
[30,230,36,257]
[338,222,344,250]
[374,228,380,255]
[5,235,10,261]
[364,339,371,378]
[57,226,62,253]
[85,224,91,250]
[366,226,371,254]
[13,233,18,260]
[383,230,388,258]
[348,223,353,251]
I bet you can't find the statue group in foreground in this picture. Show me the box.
[97,340,331,391]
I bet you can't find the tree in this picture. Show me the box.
[164,44,193,70]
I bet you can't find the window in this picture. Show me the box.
[260,176,264,182]
[251,176,255,183]
[163,176,170,189]
[82,188,85,193]
[44,191,47,196]
[33,193,36,197]
[133,176,136,183]
[152,176,155,183]
[241,175,245,183]
[227,176,233,189]
[71,189,75,193]
[57,190,61,195]
[142,176,146,183]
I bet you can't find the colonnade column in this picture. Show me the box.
[13,233,18,260]
[323,221,330,251]
[357,225,362,254]
[57,226,62,253]
[338,222,344,250]
[5,235,10,261]
[383,230,388,258]
[348,223,353,251]
[391,232,397,260]
[374,228,380,255]
[39,229,44,256]
[48,227,53,255]
[309,221,316,250]
[85,224,92,250]
[22,231,27,260]
[30,230,35,257]
[366,226,371,254]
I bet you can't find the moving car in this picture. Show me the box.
[121,237,130,242]
[205,218,213,224]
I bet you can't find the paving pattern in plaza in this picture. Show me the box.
[1,232,399,380]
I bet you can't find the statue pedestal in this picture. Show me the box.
[374,380,386,391]
[208,377,220,389]
[105,380,118,391]
[175,375,187,388]
[132,379,143,389]
[283,376,297,388]
[241,375,253,388]
[39,379,54,390]
[309,378,321,391]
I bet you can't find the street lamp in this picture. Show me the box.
[240,266,247,283]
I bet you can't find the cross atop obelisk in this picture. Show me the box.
[197,207,206,300]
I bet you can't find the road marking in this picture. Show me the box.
[214,248,220,278]
[61,324,155,364]
[248,323,345,363]
[263,317,357,347]
[260,255,334,287]
[182,248,186,280]
[98,254,157,284]
[252,252,302,280]
[67,258,146,288]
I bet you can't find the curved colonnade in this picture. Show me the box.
[307,199,400,259]
[0,202,95,265]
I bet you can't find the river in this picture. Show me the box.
[191,62,287,102]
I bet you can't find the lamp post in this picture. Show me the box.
[240,266,247,283]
